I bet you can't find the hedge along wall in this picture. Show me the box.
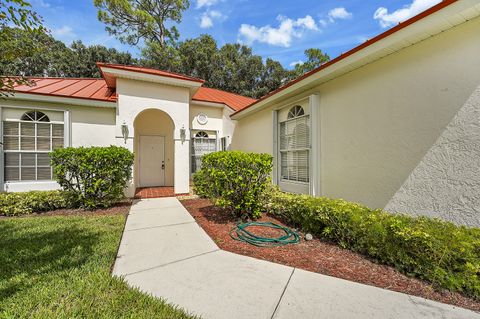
[268,191,480,299]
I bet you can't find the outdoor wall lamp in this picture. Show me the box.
[180,125,186,143]
[121,121,129,144]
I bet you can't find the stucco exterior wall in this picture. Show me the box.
[116,78,191,195]
[385,86,480,227]
[231,105,274,154]
[0,99,116,147]
[189,104,223,133]
[0,99,116,192]
[317,16,480,209]
[232,16,480,219]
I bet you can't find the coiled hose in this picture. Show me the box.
[229,221,300,247]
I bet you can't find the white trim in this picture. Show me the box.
[191,100,227,109]
[4,180,60,192]
[7,93,116,108]
[309,94,321,196]
[0,106,4,192]
[101,67,203,90]
[64,110,71,147]
[272,110,278,186]
[231,1,480,120]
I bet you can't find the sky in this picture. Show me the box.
[29,0,442,69]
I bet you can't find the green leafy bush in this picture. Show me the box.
[50,146,134,209]
[0,190,70,216]
[267,191,480,299]
[193,151,273,219]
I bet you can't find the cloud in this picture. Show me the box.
[31,0,51,8]
[51,25,76,42]
[289,60,304,67]
[329,7,353,20]
[320,7,353,26]
[196,0,219,9]
[238,15,319,47]
[374,0,441,28]
[199,10,225,28]
[200,14,213,28]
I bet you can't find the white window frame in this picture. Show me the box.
[273,94,321,196]
[1,106,71,191]
[190,130,217,174]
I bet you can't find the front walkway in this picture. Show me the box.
[113,198,479,319]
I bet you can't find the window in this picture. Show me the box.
[279,106,310,183]
[288,105,305,119]
[3,110,64,181]
[191,131,217,173]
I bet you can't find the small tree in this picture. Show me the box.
[94,0,190,46]
[50,146,134,209]
[193,151,273,219]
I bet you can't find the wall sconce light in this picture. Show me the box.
[180,125,186,143]
[121,121,129,144]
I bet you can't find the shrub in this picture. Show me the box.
[50,146,134,209]
[193,151,273,219]
[267,191,480,299]
[0,190,70,216]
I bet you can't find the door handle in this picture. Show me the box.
[161,161,165,170]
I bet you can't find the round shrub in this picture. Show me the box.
[193,151,273,219]
[50,146,134,209]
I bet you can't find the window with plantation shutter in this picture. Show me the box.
[191,131,217,173]
[3,110,64,181]
[279,106,310,183]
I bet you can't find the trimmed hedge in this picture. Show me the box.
[50,146,134,209]
[0,190,70,216]
[193,151,273,219]
[267,190,480,299]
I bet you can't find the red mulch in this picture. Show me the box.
[181,198,480,312]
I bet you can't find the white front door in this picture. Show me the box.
[139,135,165,187]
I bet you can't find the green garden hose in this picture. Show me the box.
[229,221,300,247]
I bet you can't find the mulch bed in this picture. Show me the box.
[181,198,480,313]
[1,199,133,219]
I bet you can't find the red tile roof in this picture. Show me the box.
[231,0,458,117]
[12,78,116,102]
[97,62,205,84]
[10,77,256,110]
[192,87,257,111]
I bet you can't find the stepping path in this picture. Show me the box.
[113,198,480,319]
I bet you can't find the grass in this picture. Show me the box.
[0,214,196,318]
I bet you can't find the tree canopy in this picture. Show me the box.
[141,35,294,98]
[0,0,46,94]
[1,0,331,99]
[0,29,137,78]
[94,0,190,46]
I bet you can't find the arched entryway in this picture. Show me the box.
[134,109,175,188]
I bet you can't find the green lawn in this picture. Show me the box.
[0,214,196,318]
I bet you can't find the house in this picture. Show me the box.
[0,63,255,196]
[1,0,480,226]
[230,0,480,227]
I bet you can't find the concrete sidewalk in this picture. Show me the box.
[113,198,479,319]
